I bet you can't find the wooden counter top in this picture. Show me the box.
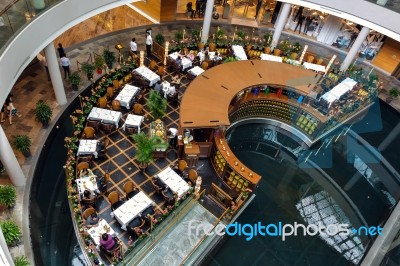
[214,134,261,185]
[180,60,321,128]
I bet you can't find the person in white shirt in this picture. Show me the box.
[167,127,178,147]
[146,31,153,58]
[130,38,137,55]
[60,54,71,79]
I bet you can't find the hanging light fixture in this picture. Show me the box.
[164,41,169,66]
[140,51,144,66]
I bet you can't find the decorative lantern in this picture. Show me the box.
[299,45,308,64]
[140,51,144,66]
[164,41,169,66]
[325,55,337,74]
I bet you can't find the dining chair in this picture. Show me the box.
[106,87,114,99]
[125,125,138,135]
[97,138,110,159]
[98,97,107,108]
[78,155,94,166]
[101,122,116,134]
[111,100,121,111]
[107,191,124,210]
[87,119,100,132]
[133,103,144,115]
[188,169,198,184]
[200,61,208,71]
[82,207,96,220]
[162,189,175,206]
[82,126,96,139]
[306,55,315,63]
[77,162,90,174]
[127,217,145,236]
[123,181,138,199]
[149,60,157,71]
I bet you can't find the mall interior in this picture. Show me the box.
[1,0,400,265]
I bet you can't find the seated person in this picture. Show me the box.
[214,52,222,61]
[175,55,182,66]
[187,50,195,62]
[81,190,95,202]
[204,51,210,62]
[96,175,107,193]
[86,213,100,227]
[154,80,162,93]
[99,233,118,251]
[80,168,95,178]
[167,86,176,97]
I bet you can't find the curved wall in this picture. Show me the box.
[0,0,138,105]
[284,0,400,41]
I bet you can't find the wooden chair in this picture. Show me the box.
[98,97,107,108]
[151,179,164,195]
[306,55,314,63]
[111,100,121,111]
[104,172,111,183]
[87,119,100,132]
[316,58,324,65]
[82,207,96,220]
[201,61,208,71]
[97,138,110,158]
[77,155,94,166]
[82,194,98,207]
[188,169,198,184]
[127,217,146,237]
[149,60,157,71]
[290,52,298,60]
[141,206,156,224]
[123,181,138,199]
[101,122,116,134]
[113,79,120,89]
[273,49,281,56]
[125,125,138,135]
[178,160,188,173]
[107,191,124,210]
[77,162,90,173]
[82,126,96,139]
[133,103,144,115]
[157,66,165,77]
[264,47,271,54]
[162,188,175,206]
[106,87,114,99]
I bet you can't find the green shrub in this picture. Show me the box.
[14,256,30,266]
[0,220,22,246]
[389,87,399,98]
[0,185,17,208]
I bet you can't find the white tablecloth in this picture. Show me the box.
[303,62,326,73]
[133,66,160,86]
[87,219,117,246]
[260,53,282,62]
[77,139,98,158]
[197,51,216,62]
[188,66,205,76]
[76,175,98,195]
[232,45,247,60]
[87,107,122,128]
[123,114,144,133]
[115,84,140,109]
[321,77,357,104]
[112,191,154,230]
[161,81,173,98]
[168,52,193,70]
[157,167,190,198]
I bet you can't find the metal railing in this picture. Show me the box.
[0,0,64,54]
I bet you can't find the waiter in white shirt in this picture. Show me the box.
[59,54,71,79]
[146,31,153,58]
[130,38,137,55]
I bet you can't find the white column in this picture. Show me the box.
[0,227,14,266]
[271,3,291,49]
[201,0,216,44]
[0,126,25,186]
[44,43,67,105]
[340,26,370,72]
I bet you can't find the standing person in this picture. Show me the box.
[294,14,305,34]
[293,6,304,22]
[304,16,313,34]
[60,54,71,80]
[5,94,15,125]
[1,104,6,123]
[145,31,153,58]
[255,0,263,18]
[57,43,65,58]
[167,127,178,148]
[130,38,137,55]
[37,53,50,81]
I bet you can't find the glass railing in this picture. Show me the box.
[0,0,64,54]
[365,0,400,14]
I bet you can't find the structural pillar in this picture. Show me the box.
[201,0,216,44]
[340,26,370,72]
[0,227,14,266]
[270,2,291,49]
[378,122,400,151]
[0,126,25,186]
[44,42,67,105]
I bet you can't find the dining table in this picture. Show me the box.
[87,219,117,247]
[157,166,190,198]
[188,66,205,77]
[168,52,193,70]
[77,139,99,158]
[112,191,154,230]
[133,66,160,86]
[87,107,122,128]
[115,84,140,109]
[122,114,144,133]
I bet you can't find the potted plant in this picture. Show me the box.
[34,100,52,127]
[68,71,81,91]
[155,33,165,46]
[81,62,95,80]
[153,136,169,151]
[13,134,32,157]
[103,48,116,69]
[387,87,399,103]
[0,220,22,247]
[94,56,105,74]
[14,256,30,266]
[147,90,167,119]
[131,132,158,170]
[0,185,17,209]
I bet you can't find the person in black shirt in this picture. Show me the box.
[57,43,65,58]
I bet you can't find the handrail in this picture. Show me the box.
[0,0,20,16]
